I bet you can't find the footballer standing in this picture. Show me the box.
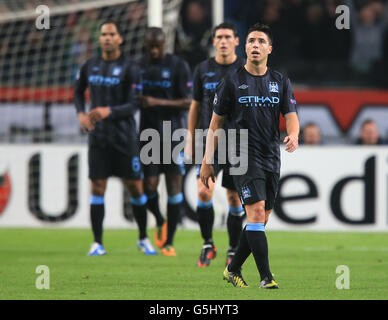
[74,21,156,256]
[137,27,192,256]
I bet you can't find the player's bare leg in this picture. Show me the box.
[144,175,159,194]
[265,209,272,226]
[123,178,144,197]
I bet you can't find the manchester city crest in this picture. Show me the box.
[112,66,122,76]
[242,186,251,199]
[162,68,171,79]
[269,82,279,93]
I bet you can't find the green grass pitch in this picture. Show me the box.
[0,228,387,300]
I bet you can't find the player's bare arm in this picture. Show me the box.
[185,100,200,160]
[283,112,300,153]
[200,112,225,189]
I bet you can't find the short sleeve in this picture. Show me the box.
[280,77,297,116]
[213,78,234,116]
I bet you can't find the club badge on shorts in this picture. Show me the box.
[269,82,279,93]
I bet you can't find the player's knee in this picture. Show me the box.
[91,180,106,196]
[227,190,241,207]
[166,175,182,196]
[255,205,266,221]
[198,185,213,202]
[125,181,143,198]
[265,209,272,226]
[167,184,182,197]
[246,201,266,222]
[144,177,158,194]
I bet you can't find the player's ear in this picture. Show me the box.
[235,36,239,47]
[268,45,272,55]
[212,36,217,47]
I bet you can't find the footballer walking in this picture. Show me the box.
[200,23,300,288]
[186,22,245,267]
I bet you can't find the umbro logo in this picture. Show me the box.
[205,72,216,77]
[239,84,249,89]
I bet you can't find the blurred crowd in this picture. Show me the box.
[174,0,388,145]
[176,0,388,87]
[0,0,97,12]
[300,119,386,145]
[1,0,388,87]
[0,0,387,144]
[0,1,147,85]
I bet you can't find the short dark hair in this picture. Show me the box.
[145,27,166,42]
[99,20,122,36]
[303,122,320,131]
[212,22,238,38]
[246,23,273,45]
[303,122,319,128]
[361,119,376,128]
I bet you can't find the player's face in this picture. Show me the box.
[361,123,379,145]
[303,126,321,145]
[213,29,239,57]
[245,31,272,64]
[145,39,165,61]
[99,24,123,53]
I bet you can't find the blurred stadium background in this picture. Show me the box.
[0,0,387,231]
